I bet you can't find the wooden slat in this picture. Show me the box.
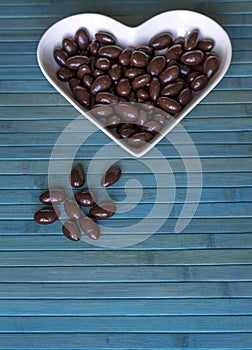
[0,249,251,266]
[0,132,251,146]
[0,332,251,349]
[0,282,251,298]
[0,158,251,174]
[0,233,251,250]
[0,0,251,4]
[0,12,252,29]
[1,218,251,235]
[0,144,250,159]
[0,265,251,282]
[1,298,251,316]
[0,1,251,17]
[0,315,252,333]
[0,173,250,190]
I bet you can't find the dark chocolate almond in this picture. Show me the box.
[64,199,82,220]
[34,207,59,225]
[39,189,66,204]
[70,164,85,188]
[75,190,96,207]
[62,220,81,241]
[79,216,100,240]
[101,165,122,187]
[90,202,116,219]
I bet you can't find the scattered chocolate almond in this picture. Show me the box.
[101,165,122,187]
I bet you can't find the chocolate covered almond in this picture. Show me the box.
[101,165,122,187]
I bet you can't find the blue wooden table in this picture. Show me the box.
[0,0,252,349]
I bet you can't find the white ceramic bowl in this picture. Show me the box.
[37,10,232,157]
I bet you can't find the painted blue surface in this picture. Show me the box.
[0,0,251,348]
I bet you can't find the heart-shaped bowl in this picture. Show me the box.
[37,10,232,157]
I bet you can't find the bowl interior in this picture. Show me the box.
[37,10,232,157]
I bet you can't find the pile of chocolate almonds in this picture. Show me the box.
[34,163,122,241]
[53,27,220,148]
[55,29,218,107]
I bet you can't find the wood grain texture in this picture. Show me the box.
[0,0,251,348]
[1,298,251,316]
[0,332,251,349]
[0,233,251,249]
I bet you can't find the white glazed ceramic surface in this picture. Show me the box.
[37,10,232,157]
